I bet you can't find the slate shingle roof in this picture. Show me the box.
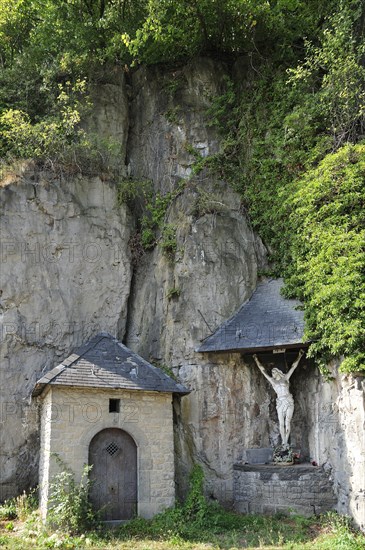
[197,279,308,353]
[32,333,190,397]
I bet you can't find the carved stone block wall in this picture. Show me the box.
[234,464,337,516]
[38,386,175,520]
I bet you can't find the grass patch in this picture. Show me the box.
[1,469,364,549]
[134,508,365,550]
[0,510,364,549]
[117,507,315,547]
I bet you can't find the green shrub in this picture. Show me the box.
[15,489,38,521]
[160,224,177,259]
[47,462,100,535]
[203,2,365,375]
[0,489,37,522]
[117,178,153,207]
[182,464,208,525]
[137,183,185,253]
[0,499,17,520]
[192,188,228,218]
[285,144,365,373]
[320,512,365,550]
[166,286,181,301]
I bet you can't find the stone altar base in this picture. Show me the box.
[234,463,337,516]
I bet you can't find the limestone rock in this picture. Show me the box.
[127,58,227,193]
[0,174,133,498]
[125,58,268,500]
[306,367,365,530]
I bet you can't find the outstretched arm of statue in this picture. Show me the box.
[253,354,273,383]
[286,349,305,379]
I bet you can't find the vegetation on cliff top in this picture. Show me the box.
[0,0,364,373]
[205,3,365,373]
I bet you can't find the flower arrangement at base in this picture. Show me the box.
[273,445,294,464]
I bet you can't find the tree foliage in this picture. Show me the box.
[286,144,365,373]
[205,1,365,373]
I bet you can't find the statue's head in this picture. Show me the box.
[271,368,285,380]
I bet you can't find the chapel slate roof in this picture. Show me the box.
[32,333,190,397]
[197,279,308,353]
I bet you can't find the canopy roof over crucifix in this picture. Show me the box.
[197,279,309,354]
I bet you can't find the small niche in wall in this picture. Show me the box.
[109,399,120,413]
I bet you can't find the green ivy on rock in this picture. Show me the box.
[285,144,365,373]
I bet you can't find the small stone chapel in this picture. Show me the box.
[32,332,189,521]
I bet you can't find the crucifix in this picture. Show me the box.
[253,349,305,447]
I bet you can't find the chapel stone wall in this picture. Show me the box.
[38,386,175,519]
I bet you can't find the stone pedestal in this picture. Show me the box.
[234,463,336,516]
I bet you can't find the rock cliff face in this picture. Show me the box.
[124,59,268,500]
[125,59,267,362]
[306,365,365,530]
[0,171,133,498]
[0,58,364,529]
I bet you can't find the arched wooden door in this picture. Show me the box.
[88,428,137,520]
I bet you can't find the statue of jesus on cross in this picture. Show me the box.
[253,350,305,447]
